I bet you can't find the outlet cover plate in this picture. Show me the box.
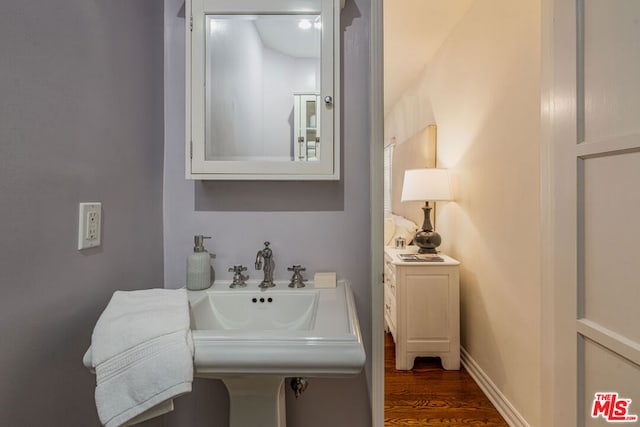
[78,202,102,250]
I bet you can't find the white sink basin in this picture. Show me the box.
[187,280,366,376]
[190,290,318,331]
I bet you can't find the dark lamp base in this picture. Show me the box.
[417,246,438,254]
[414,229,442,254]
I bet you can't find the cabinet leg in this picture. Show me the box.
[395,355,415,371]
[441,354,460,370]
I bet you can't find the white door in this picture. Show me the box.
[549,0,640,425]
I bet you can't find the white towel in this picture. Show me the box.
[84,288,194,427]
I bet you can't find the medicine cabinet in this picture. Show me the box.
[185,0,342,180]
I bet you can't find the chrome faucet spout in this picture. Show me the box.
[256,241,275,288]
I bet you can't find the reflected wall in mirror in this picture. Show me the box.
[205,15,321,162]
[187,0,340,180]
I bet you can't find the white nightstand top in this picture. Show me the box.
[384,246,460,266]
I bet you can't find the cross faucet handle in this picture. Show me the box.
[287,265,306,273]
[228,265,248,288]
[288,265,307,288]
[228,265,248,273]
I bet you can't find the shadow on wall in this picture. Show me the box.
[342,0,361,29]
[195,180,344,212]
[458,265,506,387]
[285,373,371,425]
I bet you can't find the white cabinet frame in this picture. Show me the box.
[186,0,341,180]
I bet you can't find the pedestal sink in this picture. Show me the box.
[187,280,366,427]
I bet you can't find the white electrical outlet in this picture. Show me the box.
[78,202,102,250]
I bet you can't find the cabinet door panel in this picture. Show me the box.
[405,273,449,341]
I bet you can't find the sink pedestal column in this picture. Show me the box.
[222,376,286,427]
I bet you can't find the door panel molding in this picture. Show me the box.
[548,0,640,425]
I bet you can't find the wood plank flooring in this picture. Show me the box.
[384,333,509,426]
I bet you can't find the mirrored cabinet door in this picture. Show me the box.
[186,0,341,180]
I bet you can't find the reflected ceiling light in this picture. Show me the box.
[209,20,221,33]
[298,19,312,30]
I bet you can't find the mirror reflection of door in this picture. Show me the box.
[294,93,321,161]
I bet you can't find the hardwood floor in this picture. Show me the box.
[384,333,509,426]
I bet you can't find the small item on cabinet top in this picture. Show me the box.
[313,272,337,288]
[394,236,406,249]
[398,254,444,262]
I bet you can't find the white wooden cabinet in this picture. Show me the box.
[384,246,460,370]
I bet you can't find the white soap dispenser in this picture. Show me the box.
[186,235,215,290]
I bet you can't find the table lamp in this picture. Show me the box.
[401,168,453,254]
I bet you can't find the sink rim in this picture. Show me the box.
[187,280,365,377]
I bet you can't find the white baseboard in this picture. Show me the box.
[460,347,531,427]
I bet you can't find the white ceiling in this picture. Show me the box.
[254,15,321,58]
[384,0,474,114]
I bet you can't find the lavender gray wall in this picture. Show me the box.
[163,0,372,425]
[0,1,165,425]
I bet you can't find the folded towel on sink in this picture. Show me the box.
[83,288,194,427]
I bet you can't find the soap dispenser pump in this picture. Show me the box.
[187,235,215,290]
